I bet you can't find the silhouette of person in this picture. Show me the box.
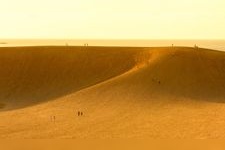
[78,111,80,116]
[51,116,56,122]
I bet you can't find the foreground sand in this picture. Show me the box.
[0,46,225,138]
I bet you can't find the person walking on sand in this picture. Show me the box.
[77,111,84,117]
[51,116,56,122]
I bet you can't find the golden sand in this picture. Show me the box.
[0,46,225,138]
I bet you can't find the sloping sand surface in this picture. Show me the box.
[0,46,141,110]
[0,46,225,138]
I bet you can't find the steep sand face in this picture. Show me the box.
[0,46,147,110]
[77,47,225,102]
[101,47,225,102]
[0,46,225,138]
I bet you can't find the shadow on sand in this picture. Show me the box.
[0,46,139,111]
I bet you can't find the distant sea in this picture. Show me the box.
[1,39,225,51]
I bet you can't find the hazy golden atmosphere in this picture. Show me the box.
[0,0,225,39]
[1,0,225,139]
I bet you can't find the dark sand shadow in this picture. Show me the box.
[0,46,140,111]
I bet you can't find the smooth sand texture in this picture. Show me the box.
[0,46,225,138]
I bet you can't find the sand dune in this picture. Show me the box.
[0,46,225,138]
[0,46,142,110]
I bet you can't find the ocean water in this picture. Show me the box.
[0,39,225,51]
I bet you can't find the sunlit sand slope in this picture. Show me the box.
[0,46,142,110]
[0,47,225,138]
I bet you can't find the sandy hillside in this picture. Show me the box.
[0,46,225,138]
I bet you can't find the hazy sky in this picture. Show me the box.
[0,0,225,39]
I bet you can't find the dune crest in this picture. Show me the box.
[80,47,225,102]
[1,46,225,138]
[0,46,142,110]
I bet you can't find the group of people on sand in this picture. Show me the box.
[171,44,199,49]
[50,111,84,122]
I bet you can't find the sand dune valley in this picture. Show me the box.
[0,46,225,138]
